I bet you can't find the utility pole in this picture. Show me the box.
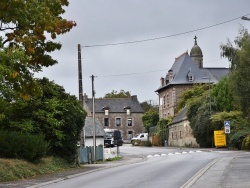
[77,44,84,164]
[78,44,85,146]
[91,75,97,162]
[78,44,83,107]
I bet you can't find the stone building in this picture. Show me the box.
[155,36,229,119]
[168,107,199,147]
[83,94,144,141]
[156,36,229,147]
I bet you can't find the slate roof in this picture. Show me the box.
[84,95,144,113]
[84,117,105,137]
[155,52,229,92]
[170,106,188,125]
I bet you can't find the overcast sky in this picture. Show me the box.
[36,0,250,103]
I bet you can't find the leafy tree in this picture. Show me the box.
[0,78,86,163]
[0,1,76,97]
[220,27,250,117]
[140,100,158,112]
[211,111,247,131]
[104,90,131,98]
[0,40,41,101]
[211,111,250,149]
[0,0,76,68]
[212,76,234,112]
[187,94,213,147]
[177,84,208,113]
[142,109,159,134]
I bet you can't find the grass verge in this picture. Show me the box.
[0,157,80,182]
[106,156,122,161]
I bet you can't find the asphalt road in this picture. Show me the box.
[1,145,250,188]
[37,147,220,188]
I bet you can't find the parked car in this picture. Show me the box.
[131,133,148,143]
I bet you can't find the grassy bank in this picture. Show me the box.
[0,156,123,182]
[0,157,80,182]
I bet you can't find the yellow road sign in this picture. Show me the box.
[214,130,226,147]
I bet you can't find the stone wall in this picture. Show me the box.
[168,119,199,147]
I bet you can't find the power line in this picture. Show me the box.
[98,58,224,78]
[98,69,167,77]
[81,14,250,48]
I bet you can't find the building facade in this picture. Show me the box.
[83,95,144,141]
[155,36,229,119]
[156,36,229,147]
[168,107,199,147]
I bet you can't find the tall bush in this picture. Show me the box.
[0,131,48,162]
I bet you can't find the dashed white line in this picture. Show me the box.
[147,150,203,158]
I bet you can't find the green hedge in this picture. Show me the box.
[131,140,152,147]
[242,134,250,150]
[229,129,249,150]
[0,131,48,162]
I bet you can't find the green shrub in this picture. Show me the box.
[241,134,250,150]
[152,135,162,146]
[0,131,48,162]
[131,140,152,147]
[131,140,141,146]
[229,130,249,150]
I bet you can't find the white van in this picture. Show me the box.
[131,133,148,142]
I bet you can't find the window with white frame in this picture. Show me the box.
[127,118,132,126]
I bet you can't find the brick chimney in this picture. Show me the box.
[160,77,165,87]
[83,93,88,102]
[131,95,138,101]
[168,69,173,82]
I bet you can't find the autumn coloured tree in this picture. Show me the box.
[0,0,76,97]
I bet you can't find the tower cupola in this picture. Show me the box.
[190,36,203,68]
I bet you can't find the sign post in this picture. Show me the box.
[224,121,231,134]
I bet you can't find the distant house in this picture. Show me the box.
[83,94,144,141]
[168,107,199,147]
[155,36,229,118]
[84,117,105,147]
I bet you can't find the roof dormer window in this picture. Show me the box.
[187,70,195,82]
[188,75,194,82]
[102,106,110,116]
[124,106,131,115]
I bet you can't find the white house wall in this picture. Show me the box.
[85,138,104,147]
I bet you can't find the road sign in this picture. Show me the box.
[224,121,231,126]
[225,126,230,134]
[224,120,231,134]
[214,130,226,147]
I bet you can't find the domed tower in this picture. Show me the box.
[190,36,203,68]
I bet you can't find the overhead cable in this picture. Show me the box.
[82,14,250,48]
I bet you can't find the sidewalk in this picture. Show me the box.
[182,152,250,188]
[0,154,145,188]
